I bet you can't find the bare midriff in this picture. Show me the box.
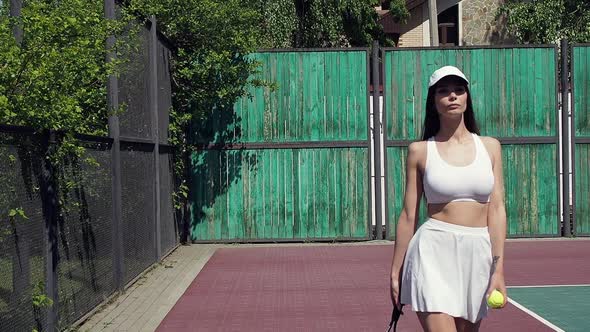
[428,201,489,227]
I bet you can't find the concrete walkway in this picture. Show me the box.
[77,244,223,332]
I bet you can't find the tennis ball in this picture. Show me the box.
[487,290,504,309]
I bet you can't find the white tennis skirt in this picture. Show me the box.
[400,218,493,323]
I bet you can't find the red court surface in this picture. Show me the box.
[157,240,590,331]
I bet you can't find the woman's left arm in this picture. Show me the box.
[485,137,507,307]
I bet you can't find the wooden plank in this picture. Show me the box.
[327,148,336,237]
[298,149,308,238]
[207,152,217,239]
[214,152,222,239]
[343,149,352,237]
[333,148,343,237]
[576,145,590,234]
[308,53,319,141]
[288,52,298,140]
[251,150,260,239]
[313,149,320,237]
[505,48,515,135]
[385,147,402,239]
[318,149,327,238]
[521,145,532,234]
[358,148,369,237]
[503,146,516,235]
[487,49,498,135]
[240,151,249,239]
[221,152,229,240]
[497,49,508,136]
[574,46,590,234]
[533,48,542,135]
[277,53,286,142]
[292,149,300,238]
[523,47,535,136]
[275,149,283,239]
[264,150,272,239]
[285,149,294,238]
[359,53,368,140]
[387,51,396,140]
[574,46,590,136]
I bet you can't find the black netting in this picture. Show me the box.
[157,39,172,144]
[0,132,48,332]
[120,146,156,284]
[118,25,153,140]
[56,145,115,327]
[0,20,174,331]
[159,152,177,256]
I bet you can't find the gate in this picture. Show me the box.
[572,44,590,236]
[382,46,560,238]
[189,45,577,242]
[191,49,372,242]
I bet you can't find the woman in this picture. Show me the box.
[389,66,507,331]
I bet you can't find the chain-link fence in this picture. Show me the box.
[0,19,178,332]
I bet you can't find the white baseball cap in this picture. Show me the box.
[428,66,469,88]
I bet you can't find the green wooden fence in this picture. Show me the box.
[190,50,371,242]
[190,46,567,242]
[383,46,560,238]
[573,44,590,236]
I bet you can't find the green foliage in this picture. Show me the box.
[32,281,53,332]
[258,0,298,48]
[32,294,52,309]
[388,0,410,24]
[0,0,135,135]
[0,1,144,235]
[498,0,590,44]
[258,0,393,48]
[125,0,268,209]
[8,207,28,220]
[128,0,263,116]
[0,146,31,243]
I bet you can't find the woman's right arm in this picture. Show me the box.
[390,142,424,306]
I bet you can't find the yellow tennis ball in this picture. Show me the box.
[487,290,504,309]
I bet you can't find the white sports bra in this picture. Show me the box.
[423,134,495,204]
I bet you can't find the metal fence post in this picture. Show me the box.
[560,39,571,237]
[149,16,162,259]
[105,0,124,291]
[372,41,383,240]
[9,0,23,44]
[40,130,59,331]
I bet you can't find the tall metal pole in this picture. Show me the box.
[428,0,439,46]
[8,1,32,328]
[41,131,59,332]
[105,0,124,290]
[372,41,383,240]
[560,39,571,237]
[9,0,23,44]
[149,16,162,259]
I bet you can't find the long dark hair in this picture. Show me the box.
[421,84,480,141]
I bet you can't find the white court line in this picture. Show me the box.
[507,297,565,332]
[508,284,590,288]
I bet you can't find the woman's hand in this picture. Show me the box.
[486,272,507,308]
[390,274,401,309]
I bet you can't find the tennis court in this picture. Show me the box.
[156,239,589,331]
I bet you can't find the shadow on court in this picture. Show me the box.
[157,240,590,331]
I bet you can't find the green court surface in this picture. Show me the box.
[508,285,590,332]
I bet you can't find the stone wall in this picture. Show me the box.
[462,0,514,45]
